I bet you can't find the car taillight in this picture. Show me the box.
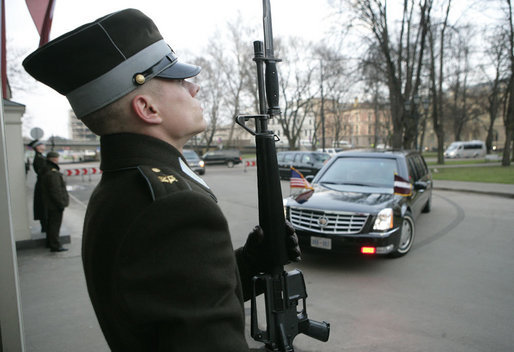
[361,247,376,254]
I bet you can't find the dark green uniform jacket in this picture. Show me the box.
[41,160,69,211]
[82,133,253,351]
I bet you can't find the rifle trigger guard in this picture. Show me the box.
[274,134,280,142]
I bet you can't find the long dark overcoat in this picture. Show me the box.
[32,151,47,221]
[82,133,256,351]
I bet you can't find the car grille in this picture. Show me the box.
[289,208,369,234]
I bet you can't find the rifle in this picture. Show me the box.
[236,1,330,350]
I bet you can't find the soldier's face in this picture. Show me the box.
[35,144,45,153]
[154,79,206,141]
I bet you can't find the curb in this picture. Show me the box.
[433,186,514,199]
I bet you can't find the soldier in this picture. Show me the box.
[23,9,299,351]
[41,151,69,252]
[28,139,48,235]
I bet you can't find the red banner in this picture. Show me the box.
[25,0,56,46]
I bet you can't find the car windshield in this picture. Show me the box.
[446,144,459,151]
[314,153,331,162]
[183,150,199,160]
[318,157,399,188]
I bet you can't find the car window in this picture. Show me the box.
[316,153,331,163]
[284,153,295,163]
[318,157,399,187]
[407,157,419,181]
[277,153,285,162]
[302,154,312,163]
[413,155,428,178]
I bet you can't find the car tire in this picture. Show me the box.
[227,160,234,168]
[422,196,432,213]
[389,212,415,258]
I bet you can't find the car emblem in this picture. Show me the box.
[318,216,329,227]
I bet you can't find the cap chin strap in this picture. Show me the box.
[67,40,171,118]
[133,52,178,85]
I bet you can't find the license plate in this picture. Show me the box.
[311,236,332,250]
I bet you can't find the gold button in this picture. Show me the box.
[152,168,161,173]
[135,74,146,85]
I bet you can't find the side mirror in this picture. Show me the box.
[306,175,315,182]
[413,181,427,190]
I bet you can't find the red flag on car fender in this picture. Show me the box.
[394,174,412,196]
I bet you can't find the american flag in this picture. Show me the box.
[290,167,313,189]
[394,174,412,196]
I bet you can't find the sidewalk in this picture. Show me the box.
[18,173,108,352]
[15,176,513,351]
[434,179,514,198]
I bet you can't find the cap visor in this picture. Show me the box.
[156,61,201,79]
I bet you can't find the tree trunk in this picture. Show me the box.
[502,129,513,165]
[436,128,445,164]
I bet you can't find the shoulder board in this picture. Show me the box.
[136,165,192,202]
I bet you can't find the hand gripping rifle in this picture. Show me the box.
[236,1,330,350]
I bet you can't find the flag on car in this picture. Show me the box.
[394,174,412,196]
[290,167,313,189]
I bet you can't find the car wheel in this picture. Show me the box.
[227,160,234,168]
[390,212,415,258]
[422,196,432,213]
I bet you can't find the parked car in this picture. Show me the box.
[277,151,331,180]
[316,148,343,156]
[283,150,432,258]
[202,149,242,167]
[182,149,205,175]
[444,140,486,159]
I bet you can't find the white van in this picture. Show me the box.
[444,140,486,159]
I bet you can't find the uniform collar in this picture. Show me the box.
[100,133,184,171]
[46,160,60,170]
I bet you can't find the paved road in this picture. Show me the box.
[19,163,514,351]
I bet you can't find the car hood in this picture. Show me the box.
[285,184,396,213]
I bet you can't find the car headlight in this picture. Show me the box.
[373,208,393,231]
[199,160,205,167]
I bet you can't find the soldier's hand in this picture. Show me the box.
[242,221,301,272]
[285,220,301,263]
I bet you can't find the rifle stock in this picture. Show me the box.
[236,1,330,350]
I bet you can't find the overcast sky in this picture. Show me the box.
[5,0,334,139]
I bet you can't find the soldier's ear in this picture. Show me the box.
[131,94,162,125]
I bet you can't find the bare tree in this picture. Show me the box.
[502,0,514,165]
[221,15,257,147]
[480,28,509,153]
[194,37,227,150]
[361,44,389,148]
[277,38,319,150]
[428,0,452,164]
[344,0,433,149]
[447,26,475,141]
[315,43,355,149]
